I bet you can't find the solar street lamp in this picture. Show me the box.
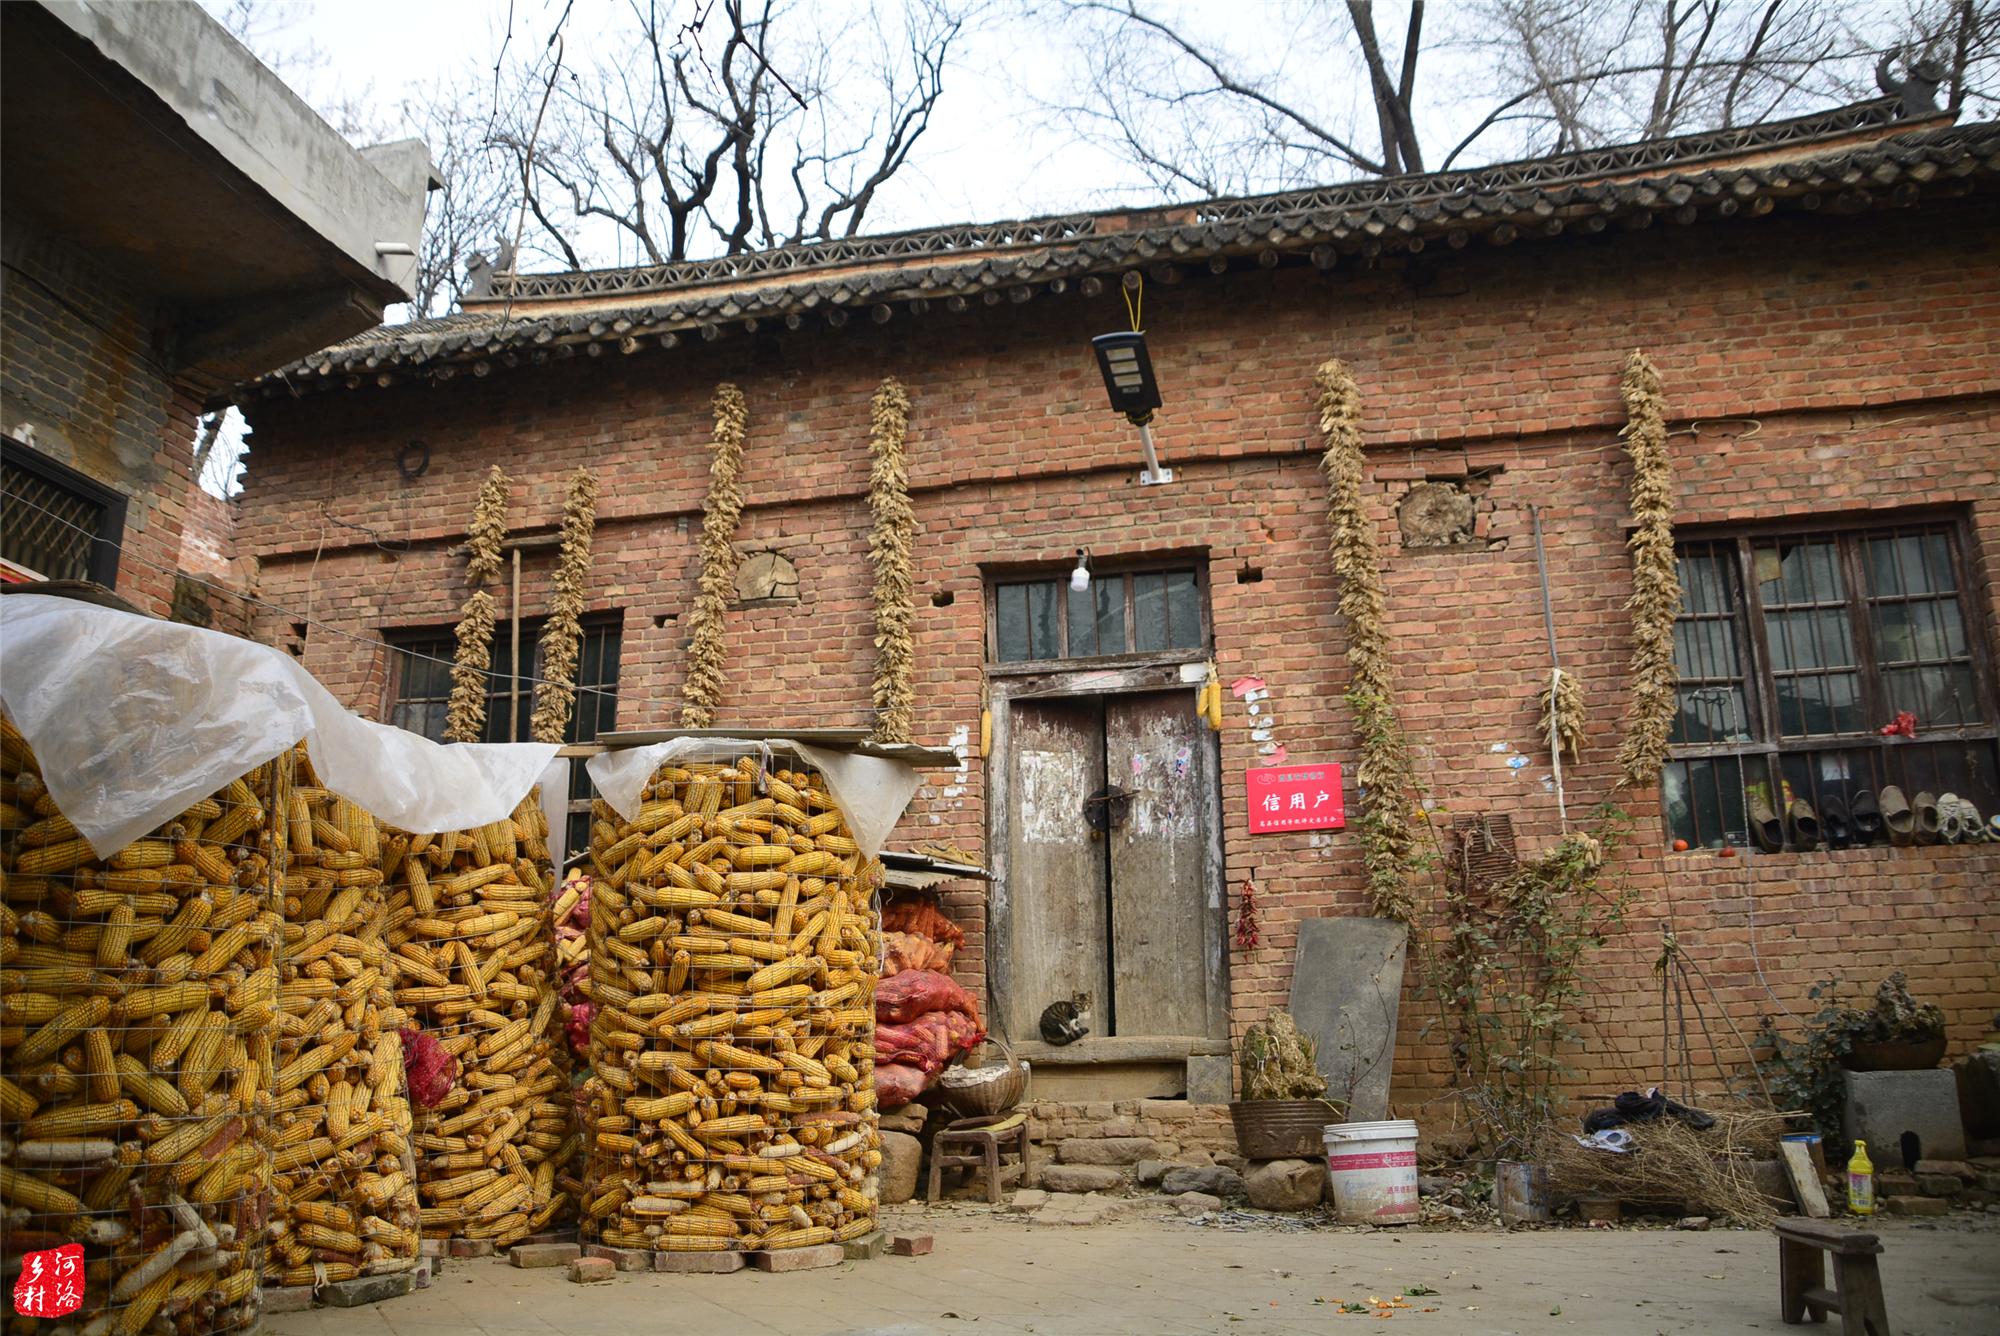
[1091,330,1173,486]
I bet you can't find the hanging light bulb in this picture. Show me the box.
[1070,549,1091,593]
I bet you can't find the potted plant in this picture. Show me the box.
[1231,1011,1345,1160]
[1758,972,1948,1152]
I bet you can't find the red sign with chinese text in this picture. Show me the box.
[1246,762,1345,832]
[13,1244,83,1319]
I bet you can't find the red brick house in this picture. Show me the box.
[231,98,2000,1116]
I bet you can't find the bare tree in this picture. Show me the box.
[399,84,519,315]
[489,0,970,269]
[1055,0,1999,200]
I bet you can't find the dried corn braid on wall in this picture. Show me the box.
[0,717,280,1336]
[264,756,422,1289]
[582,754,883,1254]
[383,794,577,1247]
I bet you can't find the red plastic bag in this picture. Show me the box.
[400,1027,459,1108]
[877,1061,930,1109]
[877,969,981,1026]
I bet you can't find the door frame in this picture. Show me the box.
[987,657,1230,1044]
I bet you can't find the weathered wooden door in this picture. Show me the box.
[1103,691,1214,1036]
[1003,697,1110,1041]
[1001,690,1219,1040]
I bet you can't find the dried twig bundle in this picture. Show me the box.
[682,385,748,728]
[531,467,599,744]
[1538,668,1586,764]
[1317,359,1416,922]
[581,753,882,1253]
[1615,351,1680,788]
[867,378,916,745]
[1541,1106,1789,1226]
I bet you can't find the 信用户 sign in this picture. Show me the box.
[1246,762,1344,833]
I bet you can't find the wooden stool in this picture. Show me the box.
[926,1113,1028,1205]
[1777,1218,1891,1335]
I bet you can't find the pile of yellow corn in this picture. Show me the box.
[383,794,576,1247]
[581,754,882,1253]
[263,754,422,1288]
[1,718,278,1335]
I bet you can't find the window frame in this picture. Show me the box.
[383,613,622,858]
[1,435,127,587]
[1663,512,1999,848]
[985,558,1212,673]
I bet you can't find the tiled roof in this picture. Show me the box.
[238,99,2000,403]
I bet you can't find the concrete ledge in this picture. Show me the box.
[1013,1036,1231,1065]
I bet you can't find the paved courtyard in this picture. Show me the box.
[267,1206,2000,1336]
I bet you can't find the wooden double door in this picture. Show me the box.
[1000,689,1224,1041]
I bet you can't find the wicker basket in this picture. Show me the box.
[1230,1098,1347,1160]
[936,1038,1030,1119]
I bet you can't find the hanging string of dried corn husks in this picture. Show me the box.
[682,384,748,727]
[1316,359,1416,923]
[867,377,916,744]
[1614,351,1681,788]
[446,466,512,742]
[530,467,599,744]
[1539,671,1586,765]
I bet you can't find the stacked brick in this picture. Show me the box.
[0,717,279,1335]
[383,794,576,1248]
[581,753,882,1253]
[263,756,421,1287]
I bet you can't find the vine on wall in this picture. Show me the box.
[1315,358,1417,923]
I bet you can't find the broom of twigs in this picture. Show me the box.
[1540,1105,1794,1226]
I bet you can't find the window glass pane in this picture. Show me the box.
[1864,536,1904,596]
[1883,665,1980,727]
[996,584,1028,661]
[1674,684,1748,745]
[1026,581,1061,659]
[1096,578,1126,654]
[1165,570,1202,649]
[1132,572,1167,651]
[1067,584,1097,657]
[1920,532,1956,592]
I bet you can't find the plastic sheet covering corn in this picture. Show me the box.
[0,593,558,854]
[585,735,921,859]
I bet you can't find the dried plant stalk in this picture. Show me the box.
[1615,351,1681,788]
[867,378,917,744]
[1538,668,1586,764]
[445,467,512,743]
[1541,1107,1788,1226]
[531,468,599,744]
[682,385,748,728]
[1317,359,1416,923]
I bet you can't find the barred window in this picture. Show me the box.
[2,437,125,585]
[386,616,620,857]
[1664,522,1997,851]
[989,564,1208,665]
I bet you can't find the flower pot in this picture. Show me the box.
[1230,1098,1346,1160]
[1841,1034,1947,1072]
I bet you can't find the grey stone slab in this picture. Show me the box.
[1844,1069,1967,1162]
[320,1273,416,1307]
[1160,1165,1242,1197]
[1039,1164,1123,1193]
[260,1286,316,1314]
[1184,1054,1233,1105]
[1287,916,1407,1122]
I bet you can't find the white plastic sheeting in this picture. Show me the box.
[0,594,559,855]
[585,736,921,861]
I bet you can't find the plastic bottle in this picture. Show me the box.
[1846,1139,1875,1215]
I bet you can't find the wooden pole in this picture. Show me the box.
[510,548,523,742]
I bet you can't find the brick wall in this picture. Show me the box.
[1,211,199,616]
[236,197,2000,1115]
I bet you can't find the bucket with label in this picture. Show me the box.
[1322,1119,1420,1225]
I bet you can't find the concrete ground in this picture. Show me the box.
[267,1205,2000,1336]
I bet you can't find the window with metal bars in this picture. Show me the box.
[988,564,1208,665]
[385,616,621,857]
[1664,521,1998,851]
[1,438,125,586]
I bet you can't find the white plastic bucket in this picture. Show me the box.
[1323,1119,1420,1225]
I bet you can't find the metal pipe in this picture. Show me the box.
[509,548,523,743]
[1136,421,1173,485]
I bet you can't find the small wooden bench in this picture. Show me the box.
[926,1113,1028,1205]
[1777,1218,1891,1335]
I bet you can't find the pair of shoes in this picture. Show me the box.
[1818,791,1887,847]
[1747,792,1817,850]
[1937,793,1988,843]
